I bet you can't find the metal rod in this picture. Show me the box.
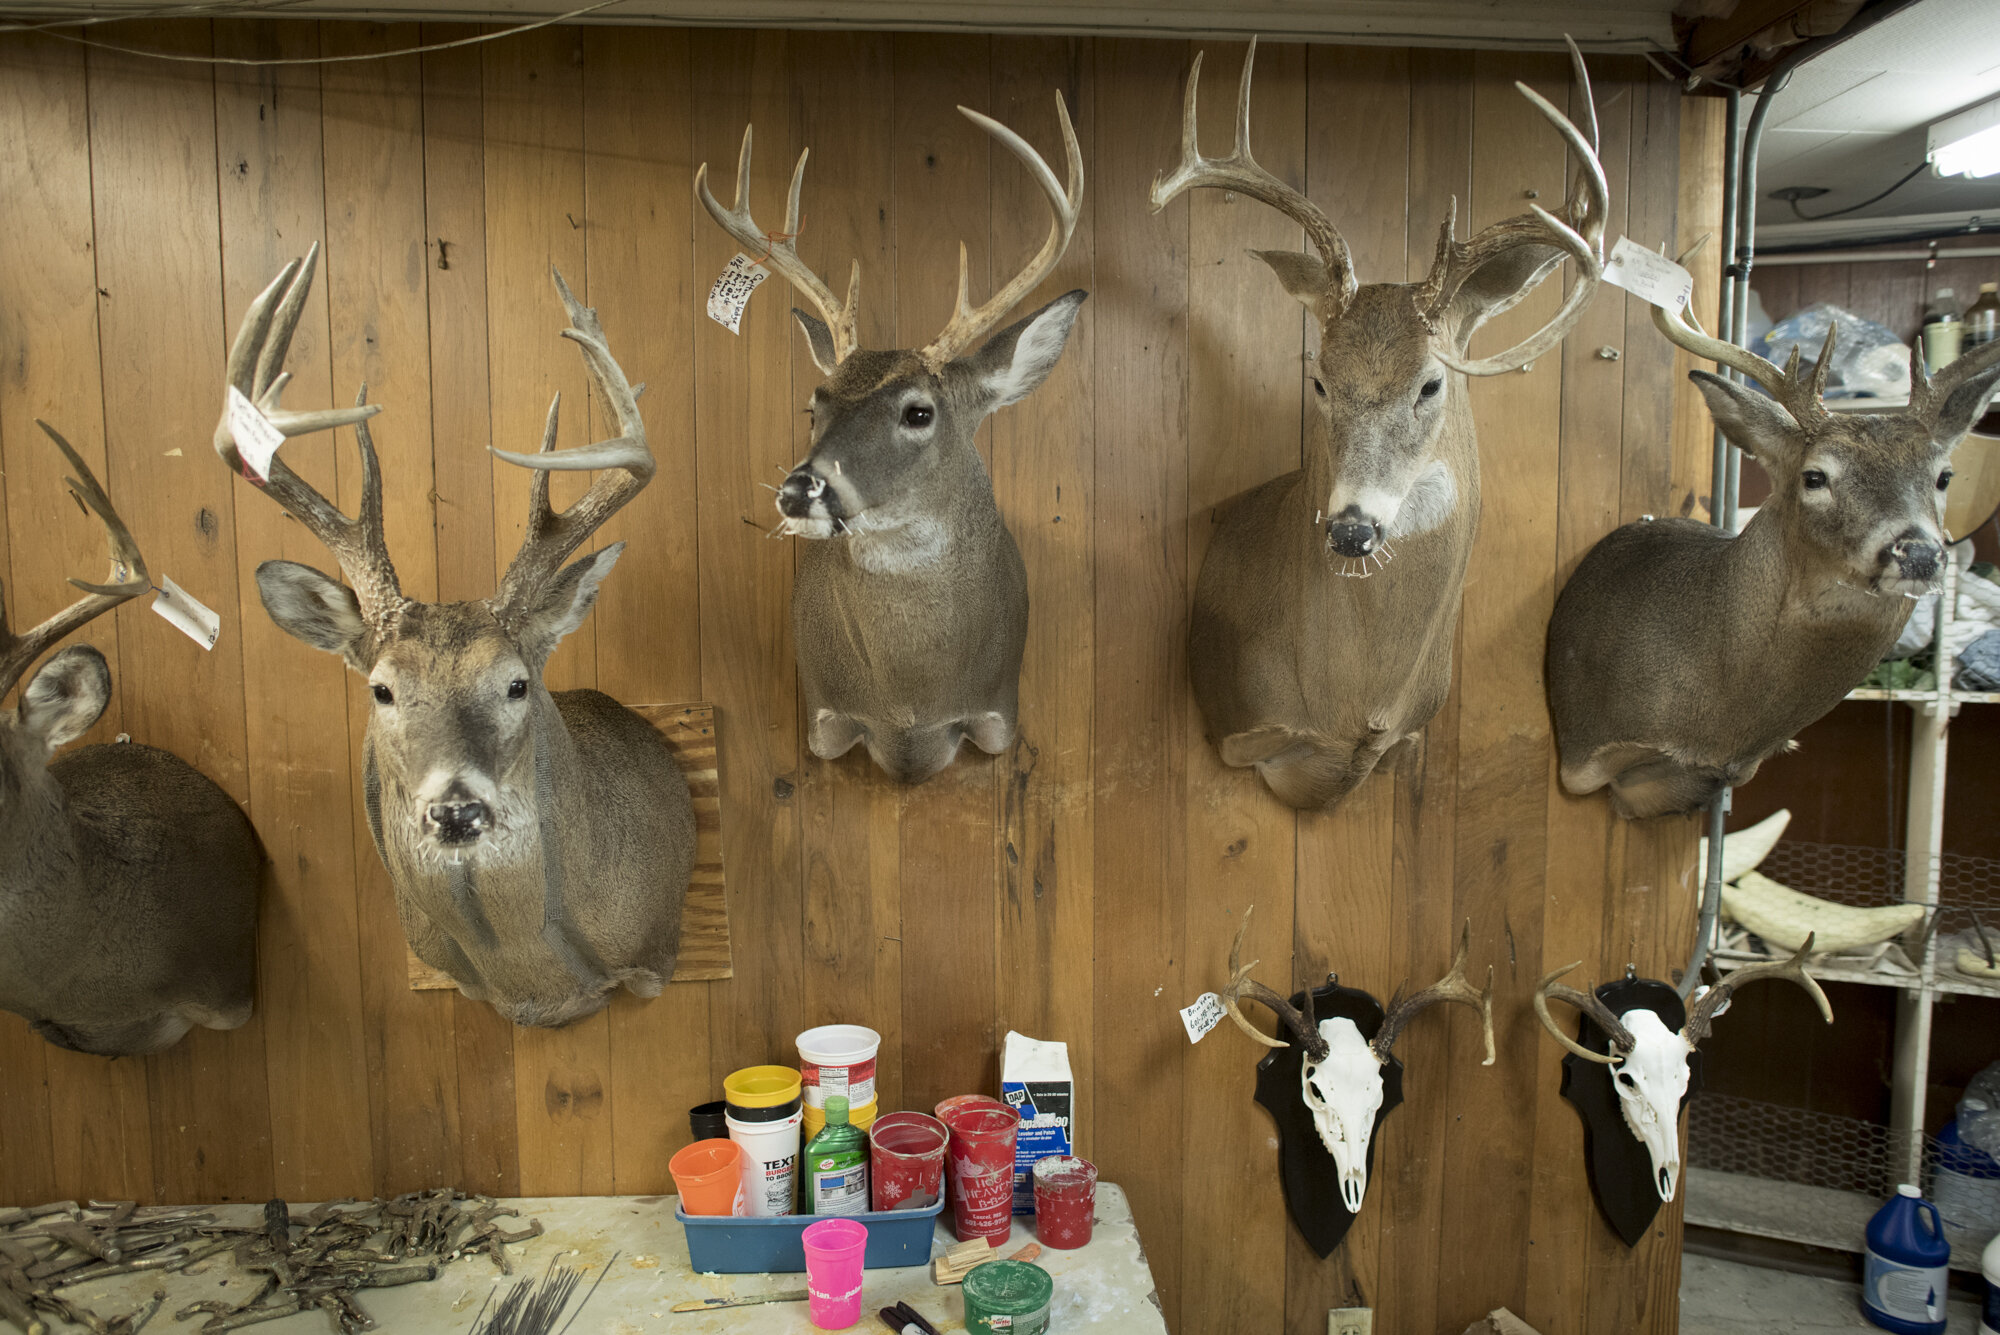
[1758,246,2000,265]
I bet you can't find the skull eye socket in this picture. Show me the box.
[1802,468,1828,490]
[371,683,394,706]
[1938,468,1955,491]
[1616,1071,1638,1089]
[902,402,935,429]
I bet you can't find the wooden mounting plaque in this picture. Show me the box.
[406,702,732,990]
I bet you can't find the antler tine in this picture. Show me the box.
[1908,331,2000,426]
[215,247,402,626]
[1533,961,1634,1066]
[0,422,152,700]
[1649,238,1792,396]
[1371,920,1495,1067]
[491,269,656,616]
[1149,39,1356,312]
[1684,934,1832,1046]
[915,92,1085,372]
[695,126,860,365]
[1218,907,1329,1061]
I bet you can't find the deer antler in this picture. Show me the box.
[215,245,403,627]
[1218,906,1330,1062]
[1150,38,1356,317]
[696,126,861,369]
[1371,920,1495,1066]
[1533,962,1637,1066]
[1649,236,1836,428]
[915,93,1084,373]
[1417,36,1608,376]
[1683,934,1831,1045]
[0,423,152,699]
[1907,334,2000,428]
[489,269,656,618]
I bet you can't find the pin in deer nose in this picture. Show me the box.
[776,468,842,520]
[1325,508,1383,559]
[1886,529,1940,582]
[425,784,490,845]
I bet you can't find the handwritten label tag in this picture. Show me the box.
[1602,236,1694,311]
[706,253,770,333]
[153,574,221,651]
[225,384,284,481]
[1180,991,1227,1044]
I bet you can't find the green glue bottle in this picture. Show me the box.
[804,1094,870,1217]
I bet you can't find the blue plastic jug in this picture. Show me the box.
[1863,1184,1952,1334]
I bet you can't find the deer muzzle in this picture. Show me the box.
[423,782,492,847]
[1884,528,1941,585]
[1324,506,1383,559]
[777,468,844,522]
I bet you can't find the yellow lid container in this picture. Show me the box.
[803,1097,878,1140]
[724,1065,802,1110]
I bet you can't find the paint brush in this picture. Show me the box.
[670,1289,809,1313]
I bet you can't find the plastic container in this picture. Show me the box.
[942,1103,1018,1244]
[689,1100,729,1141]
[962,1257,1054,1335]
[1924,289,1964,374]
[1934,1119,2000,1255]
[870,1111,949,1211]
[796,1024,882,1110]
[668,1138,746,1216]
[1980,1228,1998,1335]
[802,1217,868,1331]
[1863,1184,1952,1334]
[1968,283,2000,350]
[804,1094,870,1217]
[1032,1155,1097,1249]
[725,1066,805,1218]
[804,1096,877,1143]
[676,1196,943,1274]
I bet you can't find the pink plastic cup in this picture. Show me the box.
[802,1217,868,1330]
[940,1104,1018,1244]
[870,1111,949,1211]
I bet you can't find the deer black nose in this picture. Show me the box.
[776,469,841,519]
[426,799,489,844]
[1886,530,1940,582]
[1326,520,1382,559]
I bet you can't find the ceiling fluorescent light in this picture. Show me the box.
[1929,96,2000,179]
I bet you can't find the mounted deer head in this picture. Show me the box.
[1218,908,1493,1222]
[1,425,261,1056]
[1161,38,1607,811]
[697,95,1086,784]
[217,246,695,1030]
[1536,937,1831,1205]
[1549,248,2000,818]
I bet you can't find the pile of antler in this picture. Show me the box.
[0,1190,542,1335]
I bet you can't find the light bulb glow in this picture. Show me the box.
[1929,98,2000,180]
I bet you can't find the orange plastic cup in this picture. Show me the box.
[670,1137,746,1216]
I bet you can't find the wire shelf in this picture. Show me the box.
[1757,839,2000,938]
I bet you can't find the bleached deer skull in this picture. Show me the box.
[1218,908,1495,1213]
[1536,937,1832,1202]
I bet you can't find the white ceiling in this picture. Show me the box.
[1750,0,2000,235]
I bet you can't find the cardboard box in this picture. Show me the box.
[1001,1030,1074,1214]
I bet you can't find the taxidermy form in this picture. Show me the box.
[1156,37,1606,810]
[0,426,261,1055]
[216,247,694,1030]
[1549,264,2000,818]
[1536,939,1830,1245]
[697,95,1086,784]
[1216,907,1493,1256]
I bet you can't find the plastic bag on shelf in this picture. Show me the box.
[1960,1062,2000,1159]
[1759,303,1911,401]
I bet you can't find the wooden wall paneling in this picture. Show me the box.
[1090,35,1190,1330]
[792,31,907,1118]
[580,24,714,1191]
[212,17,377,1203]
[418,24,517,1198]
[85,19,273,1205]
[1436,49,1569,1328]
[1754,265,1800,328]
[988,30,1096,1172]
[1789,261,1849,320]
[892,31,1003,1111]
[690,28,804,1089]
[1175,38,1302,1335]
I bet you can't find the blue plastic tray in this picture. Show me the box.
[677,1198,944,1274]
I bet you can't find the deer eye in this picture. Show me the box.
[1418,377,1443,401]
[371,683,394,705]
[1938,468,1954,491]
[507,679,528,700]
[1802,468,1828,490]
[1311,378,1327,398]
[902,403,934,428]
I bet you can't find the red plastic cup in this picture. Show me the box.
[940,1104,1017,1243]
[932,1096,1008,1208]
[802,1217,868,1330]
[869,1112,949,1211]
[1032,1154,1097,1249]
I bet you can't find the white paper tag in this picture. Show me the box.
[1602,236,1695,311]
[225,384,284,481]
[706,253,770,333]
[1180,991,1227,1044]
[152,574,221,651]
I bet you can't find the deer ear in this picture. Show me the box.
[1248,249,1329,313]
[517,542,623,663]
[792,308,840,377]
[1690,370,1801,463]
[1934,359,2000,443]
[257,560,371,667]
[966,289,1087,410]
[19,645,112,750]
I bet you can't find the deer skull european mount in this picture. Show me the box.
[1217,908,1495,1257]
[1535,937,1832,1246]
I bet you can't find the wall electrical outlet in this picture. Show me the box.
[1329,1309,1373,1335]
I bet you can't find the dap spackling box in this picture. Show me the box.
[1001,1030,1074,1214]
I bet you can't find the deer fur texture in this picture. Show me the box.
[0,427,262,1057]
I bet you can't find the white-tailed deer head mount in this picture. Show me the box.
[1535,937,1832,1202]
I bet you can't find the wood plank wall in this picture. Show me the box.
[0,24,1721,1333]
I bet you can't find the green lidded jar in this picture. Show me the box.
[803,1093,869,1216]
[962,1258,1054,1334]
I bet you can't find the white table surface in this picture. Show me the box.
[44,1183,1165,1333]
